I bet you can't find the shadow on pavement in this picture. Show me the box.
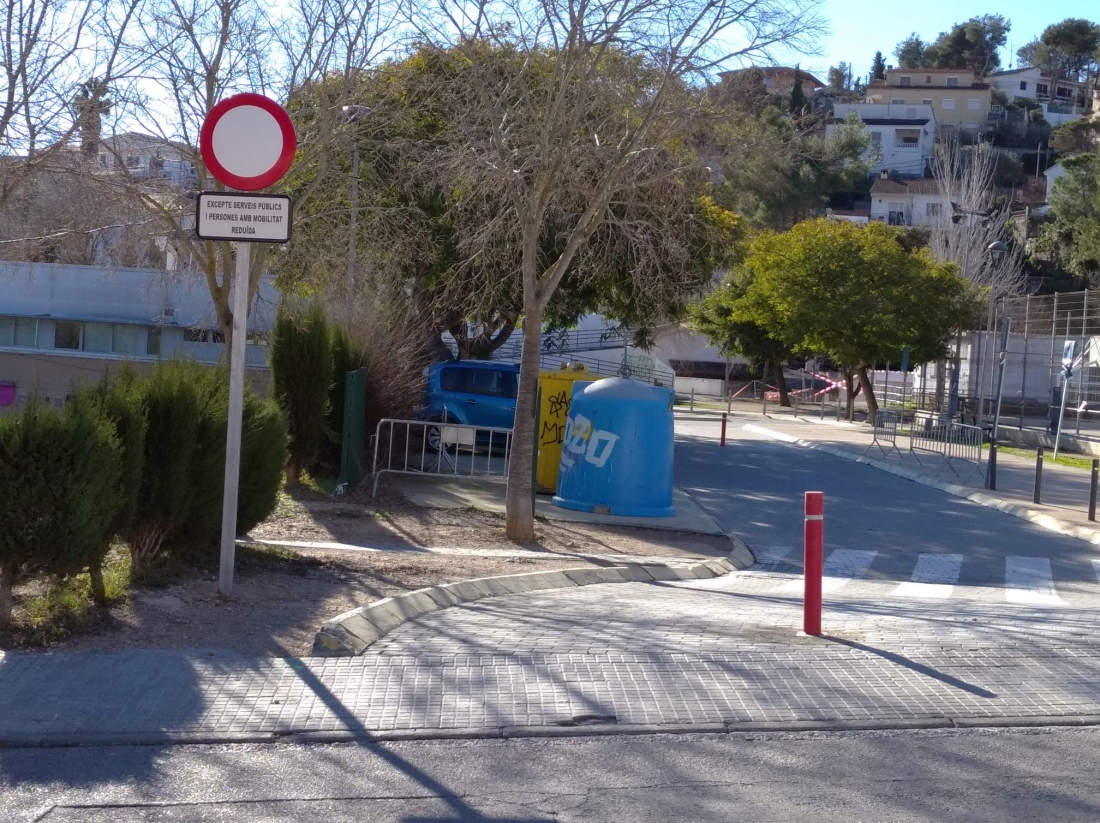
[821,635,997,698]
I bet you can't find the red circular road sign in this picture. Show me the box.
[199,93,296,191]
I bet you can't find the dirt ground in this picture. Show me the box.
[12,486,733,657]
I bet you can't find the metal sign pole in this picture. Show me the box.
[1054,371,1070,462]
[219,241,251,596]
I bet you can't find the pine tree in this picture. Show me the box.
[789,67,807,114]
[871,51,886,81]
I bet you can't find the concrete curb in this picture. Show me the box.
[8,714,1100,749]
[312,557,742,657]
[743,423,1100,547]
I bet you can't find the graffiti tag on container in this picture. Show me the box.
[547,391,570,418]
[559,413,619,470]
[540,420,566,447]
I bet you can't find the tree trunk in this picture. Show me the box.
[89,561,107,605]
[0,563,13,627]
[772,359,791,407]
[844,369,856,421]
[285,460,301,489]
[504,308,544,542]
[857,365,879,425]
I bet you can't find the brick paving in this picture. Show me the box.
[5,573,1100,742]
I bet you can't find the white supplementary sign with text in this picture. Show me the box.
[195,193,292,243]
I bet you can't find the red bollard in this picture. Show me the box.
[720,413,727,447]
[803,491,824,636]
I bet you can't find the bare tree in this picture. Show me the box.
[1,0,142,210]
[111,0,399,350]
[401,0,824,539]
[929,138,1025,412]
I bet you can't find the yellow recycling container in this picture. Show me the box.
[536,364,603,493]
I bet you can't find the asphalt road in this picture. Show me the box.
[674,423,1088,592]
[4,727,1100,822]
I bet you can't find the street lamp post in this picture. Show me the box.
[341,105,370,311]
[981,241,1008,421]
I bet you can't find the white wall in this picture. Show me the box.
[674,377,726,397]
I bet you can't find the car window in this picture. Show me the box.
[504,371,518,399]
[439,367,465,392]
[465,368,506,397]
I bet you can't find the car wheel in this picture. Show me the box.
[426,418,457,453]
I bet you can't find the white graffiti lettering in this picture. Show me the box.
[558,413,618,471]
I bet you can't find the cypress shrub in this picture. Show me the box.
[0,400,122,627]
[65,368,147,602]
[171,364,288,560]
[270,301,333,485]
[126,360,202,574]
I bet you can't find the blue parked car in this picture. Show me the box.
[421,361,519,432]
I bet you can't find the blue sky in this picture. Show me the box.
[784,1,1099,82]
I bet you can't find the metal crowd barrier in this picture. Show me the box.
[371,418,514,496]
[908,411,985,482]
[863,409,902,457]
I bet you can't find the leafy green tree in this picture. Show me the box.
[270,301,334,486]
[690,278,793,406]
[896,16,1010,76]
[1018,19,1100,80]
[737,219,973,422]
[713,110,872,229]
[1051,119,1100,154]
[894,35,926,70]
[1038,152,1100,285]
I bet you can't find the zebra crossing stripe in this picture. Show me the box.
[891,553,962,598]
[1006,556,1062,605]
[754,546,795,565]
[776,549,876,594]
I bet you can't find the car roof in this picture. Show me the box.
[432,360,519,371]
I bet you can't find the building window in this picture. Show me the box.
[926,202,942,217]
[942,99,956,110]
[113,325,142,356]
[83,322,112,353]
[967,99,982,110]
[1036,83,1049,96]
[0,317,13,346]
[895,129,920,146]
[900,76,911,86]
[14,318,37,348]
[54,321,81,350]
[925,75,932,84]
[1020,81,1027,91]
[891,98,906,104]
[946,77,959,86]
[147,327,162,356]
[922,99,933,105]
[870,131,882,145]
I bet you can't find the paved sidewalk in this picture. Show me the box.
[5,573,1100,745]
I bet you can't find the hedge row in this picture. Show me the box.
[0,361,288,626]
